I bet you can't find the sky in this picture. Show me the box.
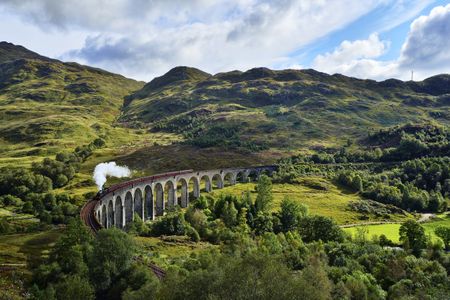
[0,0,449,81]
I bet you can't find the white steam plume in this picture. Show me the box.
[93,162,131,190]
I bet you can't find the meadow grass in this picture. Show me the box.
[209,177,411,225]
[134,235,216,267]
[344,213,450,244]
[344,224,402,243]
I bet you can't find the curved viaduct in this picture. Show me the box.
[93,165,277,229]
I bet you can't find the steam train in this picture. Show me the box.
[92,169,194,201]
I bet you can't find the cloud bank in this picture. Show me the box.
[0,1,448,81]
[312,4,450,80]
[0,0,384,79]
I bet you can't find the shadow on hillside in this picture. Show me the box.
[19,229,62,270]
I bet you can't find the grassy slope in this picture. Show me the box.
[0,229,62,265]
[344,213,450,243]
[0,42,145,170]
[0,229,62,299]
[210,178,412,225]
[114,144,286,176]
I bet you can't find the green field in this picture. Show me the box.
[344,213,450,244]
[210,177,412,225]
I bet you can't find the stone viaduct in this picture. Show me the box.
[93,166,277,229]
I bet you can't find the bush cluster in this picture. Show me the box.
[336,157,449,212]
[0,138,105,228]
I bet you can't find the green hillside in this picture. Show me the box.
[0,42,449,188]
[122,66,450,152]
[0,42,145,168]
[1,43,450,300]
[1,42,449,174]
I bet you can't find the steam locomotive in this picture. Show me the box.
[93,169,194,201]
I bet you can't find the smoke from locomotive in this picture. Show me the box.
[93,162,131,190]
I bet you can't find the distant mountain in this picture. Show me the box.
[121,66,450,150]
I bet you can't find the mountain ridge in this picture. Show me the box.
[121,65,450,151]
[127,65,450,104]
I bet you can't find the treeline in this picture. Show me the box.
[0,138,105,229]
[336,157,449,212]
[302,124,449,164]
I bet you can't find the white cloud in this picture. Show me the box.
[312,4,450,81]
[312,33,395,78]
[0,0,384,80]
[398,4,450,76]
[1,0,448,81]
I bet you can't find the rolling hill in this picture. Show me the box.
[0,41,449,174]
[0,42,145,167]
[121,66,450,152]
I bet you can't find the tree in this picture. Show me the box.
[428,192,446,212]
[185,207,208,233]
[252,212,273,235]
[279,197,308,232]
[22,201,34,214]
[221,201,238,227]
[399,220,426,256]
[89,228,135,291]
[254,175,273,212]
[237,207,250,233]
[0,217,11,234]
[151,209,187,236]
[55,174,69,187]
[298,215,344,243]
[435,226,450,250]
[55,275,94,300]
[242,190,253,208]
[343,271,386,300]
[126,213,148,236]
[297,255,333,300]
[50,219,92,275]
[122,280,159,300]
[93,138,106,148]
[352,175,363,192]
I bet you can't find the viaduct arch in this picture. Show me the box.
[93,165,277,229]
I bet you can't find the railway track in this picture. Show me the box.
[80,199,167,279]
[80,200,102,234]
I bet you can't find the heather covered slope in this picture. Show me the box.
[121,66,450,151]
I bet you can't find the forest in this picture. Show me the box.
[25,173,450,300]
